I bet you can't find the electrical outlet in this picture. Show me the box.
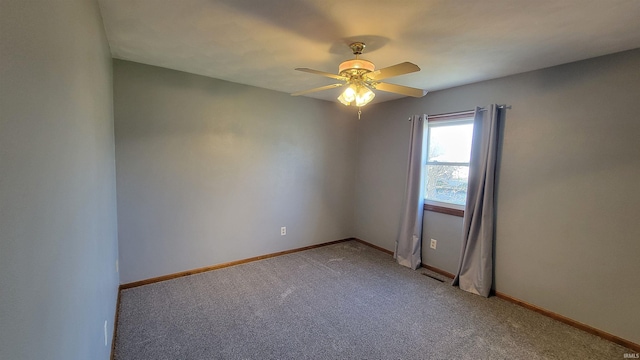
[104,320,108,346]
[281,227,286,236]
[430,239,437,250]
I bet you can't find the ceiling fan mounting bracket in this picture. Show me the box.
[349,42,366,56]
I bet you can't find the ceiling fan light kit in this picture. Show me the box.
[337,83,375,107]
[292,42,427,118]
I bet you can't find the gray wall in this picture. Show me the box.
[113,60,357,284]
[354,49,640,344]
[0,1,119,359]
[353,101,410,251]
[422,211,463,275]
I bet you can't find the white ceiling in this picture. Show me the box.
[98,0,640,104]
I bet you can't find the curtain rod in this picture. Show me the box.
[411,105,512,121]
[429,105,512,117]
[497,104,512,109]
[479,104,512,110]
[427,110,475,119]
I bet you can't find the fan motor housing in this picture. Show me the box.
[339,59,375,77]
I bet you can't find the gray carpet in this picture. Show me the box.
[114,241,629,359]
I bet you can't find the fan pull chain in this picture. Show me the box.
[358,107,362,119]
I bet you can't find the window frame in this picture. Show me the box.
[423,110,475,217]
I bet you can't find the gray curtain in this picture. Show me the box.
[395,115,426,270]
[452,105,502,297]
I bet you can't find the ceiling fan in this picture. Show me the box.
[292,42,427,116]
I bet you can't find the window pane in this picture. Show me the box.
[425,165,469,205]
[427,123,473,163]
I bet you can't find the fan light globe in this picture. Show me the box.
[337,83,374,107]
[355,87,375,106]
[338,94,351,106]
[337,93,351,106]
[343,85,357,101]
[337,84,356,105]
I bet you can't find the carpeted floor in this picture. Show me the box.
[114,240,629,359]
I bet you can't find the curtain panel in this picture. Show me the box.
[453,105,503,297]
[395,115,426,270]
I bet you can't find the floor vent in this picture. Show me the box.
[422,273,444,282]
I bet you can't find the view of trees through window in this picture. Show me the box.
[425,119,474,206]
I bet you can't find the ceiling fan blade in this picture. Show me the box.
[374,82,427,98]
[366,62,420,81]
[295,68,347,81]
[291,83,344,96]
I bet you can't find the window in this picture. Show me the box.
[424,113,474,211]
